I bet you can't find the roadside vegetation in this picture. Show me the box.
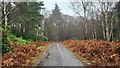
[1,2,49,67]
[1,0,120,67]
[63,40,120,66]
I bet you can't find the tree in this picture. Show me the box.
[87,2,98,40]
[8,2,44,40]
[116,1,120,41]
[71,0,89,40]
[97,1,117,41]
[41,9,50,36]
[45,4,64,41]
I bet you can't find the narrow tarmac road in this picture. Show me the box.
[37,43,84,66]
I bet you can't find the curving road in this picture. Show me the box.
[37,43,84,66]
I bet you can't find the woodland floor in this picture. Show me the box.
[1,40,120,67]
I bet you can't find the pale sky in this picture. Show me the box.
[41,0,75,16]
[1,0,118,16]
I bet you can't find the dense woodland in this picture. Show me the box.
[44,1,120,41]
[1,1,120,42]
[0,0,120,67]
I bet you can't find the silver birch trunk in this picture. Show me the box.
[3,2,8,29]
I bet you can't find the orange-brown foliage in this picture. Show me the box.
[2,41,47,67]
[63,40,120,66]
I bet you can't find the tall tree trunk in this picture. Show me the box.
[92,29,95,39]
[94,28,97,40]
[82,26,85,40]
[91,20,95,39]
[118,19,120,41]
[92,20,97,40]
[84,10,88,40]
[84,24,87,40]
[3,2,8,29]
[109,20,113,41]
[109,11,116,41]
[105,15,110,41]
[101,19,106,40]
[105,10,111,41]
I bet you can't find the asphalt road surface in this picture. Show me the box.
[37,43,84,66]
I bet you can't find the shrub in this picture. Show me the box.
[30,35,48,41]
[36,36,48,41]
[17,37,33,45]
[2,28,12,55]
[2,27,33,55]
[7,33,18,42]
[7,33,33,45]
[2,44,12,55]
[2,44,41,67]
